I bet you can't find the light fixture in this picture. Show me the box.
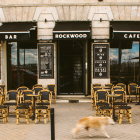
[45,18,47,23]
[100,18,102,22]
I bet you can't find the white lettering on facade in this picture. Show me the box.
[124,33,140,39]
[54,33,88,39]
[5,35,17,40]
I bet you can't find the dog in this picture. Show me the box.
[72,116,115,138]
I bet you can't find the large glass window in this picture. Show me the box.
[110,42,139,86]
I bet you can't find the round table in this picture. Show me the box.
[106,94,122,121]
[26,94,42,120]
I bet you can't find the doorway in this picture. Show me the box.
[57,40,87,95]
[7,42,37,90]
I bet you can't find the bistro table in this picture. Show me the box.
[106,93,122,121]
[135,86,140,105]
[26,93,42,120]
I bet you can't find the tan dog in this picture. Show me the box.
[72,116,115,138]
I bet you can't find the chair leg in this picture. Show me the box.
[129,109,132,124]
[110,109,113,119]
[3,109,6,124]
[91,99,94,110]
[16,110,19,125]
[95,106,98,117]
[44,110,47,124]
[35,110,38,124]
[119,109,123,124]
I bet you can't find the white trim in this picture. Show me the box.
[113,30,140,33]
[0,31,29,34]
[52,31,90,33]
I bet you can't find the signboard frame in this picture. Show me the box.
[38,44,54,79]
[93,44,108,78]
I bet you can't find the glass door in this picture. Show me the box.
[7,42,37,90]
[19,48,37,89]
[57,40,86,95]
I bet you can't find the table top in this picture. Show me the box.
[106,94,122,97]
[26,94,42,97]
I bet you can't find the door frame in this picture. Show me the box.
[57,40,88,95]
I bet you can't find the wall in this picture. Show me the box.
[1,2,140,88]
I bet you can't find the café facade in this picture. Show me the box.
[0,0,140,96]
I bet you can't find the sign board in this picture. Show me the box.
[93,44,108,78]
[38,44,54,78]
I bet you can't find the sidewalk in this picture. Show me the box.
[0,101,140,140]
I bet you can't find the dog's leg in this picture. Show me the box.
[101,126,110,138]
[85,127,92,137]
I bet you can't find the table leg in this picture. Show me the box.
[32,97,35,120]
[113,97,117,121]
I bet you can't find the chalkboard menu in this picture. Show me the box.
[38,44,54,78]
[93,44,108,78]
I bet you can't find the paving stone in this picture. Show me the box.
[0,102,139,140]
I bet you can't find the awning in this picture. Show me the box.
[53,21,91,40]
[110,21,140,40]
[0,22,37,41]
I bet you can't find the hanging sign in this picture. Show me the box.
[93,44,108,78]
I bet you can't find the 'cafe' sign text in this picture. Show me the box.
[124,33,140,39]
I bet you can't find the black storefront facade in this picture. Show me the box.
[52,21,91,96]
[0,22,37,90]
[110,21,140,87]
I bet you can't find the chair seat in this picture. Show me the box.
[96,102,109,106]
[18,103,32,106]
[36,102,50,105]
[118,106,131,109]
[17,106,29,109]
[113,102,127,105]
[36,106,48,109]
[0,106,7,109]
[130,92,139,95]
[100,106,112,109]
[4,102,17,105]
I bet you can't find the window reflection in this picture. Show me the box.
[110,41,139,86]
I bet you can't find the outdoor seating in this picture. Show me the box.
[16,90,33,124]
[91,86,102,110]
[94,89,110,117]
[18,90,33,116]
[128,83,138,103]
[113,89,128,115]
[116,83,126,91]
[33,86,43,95]
[3,90,19,115]
[46,84,56,104]
[35,90,51,124]
[0,93,8,123]
[33,84,43,88]
[104,83,114,88]
[118,106,132,124]
[0,84,6,94]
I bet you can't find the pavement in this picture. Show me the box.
[0,99,140,140]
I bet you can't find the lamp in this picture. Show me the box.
[100,18,102,22]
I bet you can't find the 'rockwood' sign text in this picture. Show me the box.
[53,32,89,40]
